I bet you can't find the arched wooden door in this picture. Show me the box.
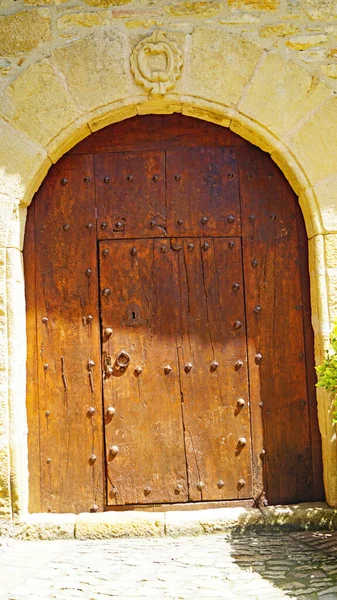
[24,115,324,513]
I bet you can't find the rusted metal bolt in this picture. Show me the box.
[177,219,183,226]
[102,288,111,297]
[127,175,133,182]
[187,243,194,251]
[109,445,119,456]
[202,242,210,250]
[103,177,110,183]
[87,406,95,417]
[217,480,225,488]
[42,317,48,324]
[228,241,235,249]
[46,458,51,464]
[210,360,219,371]
[101,222,108,230]
[227,215,235,223]
[197,481,205,491]
[255,353,263,364]
[235,360,243,370]
[63,223,70,232]
[144,486,152,495]
[232,283,240,291]
[237,398,245,408]
[238,478,246,489]
[134,366,143,376]
[131,247,138,256]
[234,321,242,329]
[60,178,68,186]
[175,483,183,494]
[102,249,109,257]
[106,406,116,417]
[85,268,92,276]
[252,259,259,267]
[89,453,97,464]
[238,437,247,447]
[201,216,208,224]
[175,174,180,181]
[153,175,159,182]
[164,365,172,375]
[184,363,193,373]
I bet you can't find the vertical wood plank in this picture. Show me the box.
[239,146,315,504]
[175,237,252,501]
[33,154,103,513]
[100,239,188,505]
[95,151,166,239]
[166,148,240,238]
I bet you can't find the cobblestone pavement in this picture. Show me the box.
[1,532,337,600]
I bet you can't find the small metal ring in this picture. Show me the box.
[116,351,130,368]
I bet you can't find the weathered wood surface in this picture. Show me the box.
[24,114,323,512]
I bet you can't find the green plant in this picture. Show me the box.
[316,322,337,424]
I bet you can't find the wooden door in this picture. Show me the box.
[25,114,324,513]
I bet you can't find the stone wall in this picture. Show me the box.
[1,0,337,517]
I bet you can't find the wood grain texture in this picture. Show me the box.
[239,145,318,504]
[100,239,188,505]
[30,155,104,513]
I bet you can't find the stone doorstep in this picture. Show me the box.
[0,502,336,541]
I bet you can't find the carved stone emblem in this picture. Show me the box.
[130,31,183,97]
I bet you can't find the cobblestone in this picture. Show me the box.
[0,532,337,599]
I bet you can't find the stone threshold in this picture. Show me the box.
[0,502,336,540]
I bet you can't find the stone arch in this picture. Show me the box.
[1,26,337,515]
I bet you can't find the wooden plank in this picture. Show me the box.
[295,201,324,500]
[100,239,188,505]
[166,148,240,238]
[95,151,166,239]
[24,200,41,513]
[68,114,250,155]
[106,498,255,511]
[174,237,252,501]
[239,145,315,505]
[33,154,104,513]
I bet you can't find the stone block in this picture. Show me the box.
[239,52,331,139]
[75,511,165,538]
[286,34,328,50]
[52,30,133,113]
[260,503,337,529]
[312,176,337,233]
[165,507,264,536]
[321,65,337,79]
[228,0,279,8]
[5,514,76,539]
[287,96,337,186]
[187,28,262,108]
[83,0,132,5]
[1,60,82,151]
[0,10,52,57]
[259,23,300,38]
[165,2,222,17]
[0,119,51,204]
[57,11,111,37]
[305,0,337,21]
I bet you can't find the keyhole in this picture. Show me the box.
[132,312,136,320]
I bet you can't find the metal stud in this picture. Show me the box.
[101,222,108,230]
[45,410,50,417]
[228,173,234,179]
[106,406,116,417]
[104,327,112,337]
[152,175,159,182]
[144,486,152,496]
[237,398,245,408]
[43,363,49,371]
[103,177,110,183]
[134,366,143,376]
[84,177,91,184]
[260,449,266,459]
[85,268,92,276]
[60,178,68,186]
[227,215,235,223]
[87,406,95,417]
[90,504,99,513]
[164,365,172,375]
[232,283,240,291]
[197,481,205,491]
[86,223,93,231]
[254,305,261,314]
[160,245,167,252]
[217,480,225,489]
[42,317,48,324]
[175,483,183,494]
[210,360,218,372]
[131,247,138,256]
[127,175,133,182]
[46,458,51,464]
[235,360,243,370]
[187,243,194,251]
[102,288,111,297]
[255,352,263,364]
[63,223,70,232]
[201,216,208,224]
[88,358,95,369]
[175,174,181,181]
[89,453,97,464]
[238,478,246,489]
[228,241,235,249]
[249,215,256,222]
[177,219,183,226]
[184,363,193,373]
[252,259,258,267]
[109,445,119,456]
[102,249,109,257]
[86,315,93,324]
[234,321,242,329]
[116,221,124,230]
[238,437,247,447]
[270,213,277,220]
[202,242,210,250]
[149,219,156,228]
